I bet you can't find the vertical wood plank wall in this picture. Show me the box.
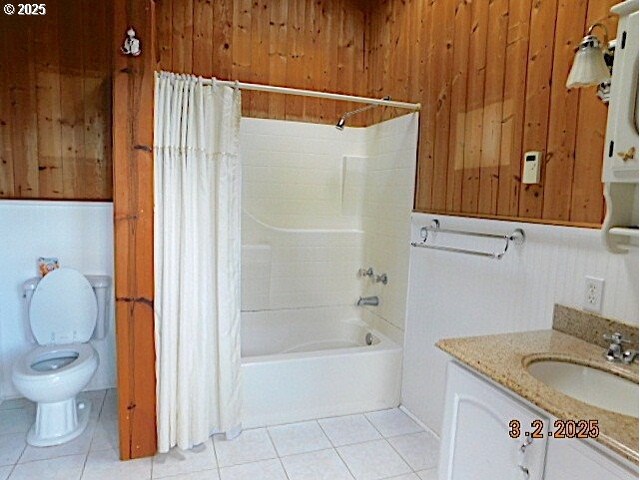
[2,0,615,226]
[113,0,157,460]
[155,0,369,126]
[368,0,618,226]
[0,0,113,200]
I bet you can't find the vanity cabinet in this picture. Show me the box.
[439,362,637,480]
[439,363,548,480]
[545,436,635,479]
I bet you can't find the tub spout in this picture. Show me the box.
[357,296,379,307]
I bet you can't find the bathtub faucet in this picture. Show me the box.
[357,296,379,307]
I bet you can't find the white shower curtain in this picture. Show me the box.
[154,72,242,452]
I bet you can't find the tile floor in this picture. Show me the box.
[0,390,440,480]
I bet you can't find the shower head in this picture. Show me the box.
[335,96,391,131]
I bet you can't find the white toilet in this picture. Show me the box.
[12,268,111,447]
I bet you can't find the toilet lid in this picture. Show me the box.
[29,268,97,345]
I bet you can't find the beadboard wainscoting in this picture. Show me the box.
[0,201,116,400]
[402,213,639,435]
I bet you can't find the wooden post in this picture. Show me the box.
[112,0,157,460]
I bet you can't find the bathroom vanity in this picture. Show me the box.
[437,306,639,480]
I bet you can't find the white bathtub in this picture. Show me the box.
[241,306,402,428]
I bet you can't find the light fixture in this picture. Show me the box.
[121,27,141,56]
[566,23,614,101]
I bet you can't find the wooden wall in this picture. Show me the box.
[0,0,113,200]
[155,0,369,125]
[368,0,618,226]
[2,0,615,226]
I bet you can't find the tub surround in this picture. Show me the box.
[359,114,418,335]
[240,116,418,334]
[437,305,639,463]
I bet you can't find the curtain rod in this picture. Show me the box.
[173,74,420,111]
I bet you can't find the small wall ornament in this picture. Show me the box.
[121,28,141,56]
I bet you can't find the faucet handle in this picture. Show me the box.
[358,267,374,278]
[375,273,388,285]
[622,350,639,364]
[603,332,630,345]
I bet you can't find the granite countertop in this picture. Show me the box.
[437,328,639,464]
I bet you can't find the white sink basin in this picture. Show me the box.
[527,360,639,418]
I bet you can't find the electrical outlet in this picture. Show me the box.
[584,276,605,313]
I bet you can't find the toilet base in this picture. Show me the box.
[27,398,92,447]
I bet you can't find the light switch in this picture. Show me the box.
[522,151,542,184]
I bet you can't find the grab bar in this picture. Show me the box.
[410,219,525,260]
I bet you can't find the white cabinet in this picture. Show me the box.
[439,361,638,480]
[439,363,548,480]
[602,0,639,253]
[604,2,639,180]
[545,436,636,480]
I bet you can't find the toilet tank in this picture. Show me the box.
[23,274,112,342]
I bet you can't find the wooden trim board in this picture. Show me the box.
[112,0,157,460]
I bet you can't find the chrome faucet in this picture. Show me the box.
[357,296,379,307]
[604,332,638,364]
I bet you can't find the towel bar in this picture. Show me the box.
[410,219,525,260]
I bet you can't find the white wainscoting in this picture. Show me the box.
[402,213,639,435]
[0,201,116,400]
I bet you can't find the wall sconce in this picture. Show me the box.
[121,28,141,57]
[566,23,614,103]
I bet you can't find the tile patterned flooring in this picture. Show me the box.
[0,390,439,480]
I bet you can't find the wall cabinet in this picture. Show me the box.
[439,362,637,480]
[602,0,639,253]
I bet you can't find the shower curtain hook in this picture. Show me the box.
[234,80,240,91]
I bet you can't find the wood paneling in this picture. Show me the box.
[0,0,112,200]
[113,0,157,460]
[155,0,368,125]
[370,0,618,226]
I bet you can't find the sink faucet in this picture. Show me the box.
[604,332,638,364]
[357,296,379,307]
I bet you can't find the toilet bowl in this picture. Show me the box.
[13,344,99,445]
[11,268,110,447]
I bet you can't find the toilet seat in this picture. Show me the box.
[13,343,97,381]
[29,269,97,345]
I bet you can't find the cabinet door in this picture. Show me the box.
[439,362,548,480]
[605,10,639,179]
[544,436,637,480]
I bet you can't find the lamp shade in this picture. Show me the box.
[566,40,611,88]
